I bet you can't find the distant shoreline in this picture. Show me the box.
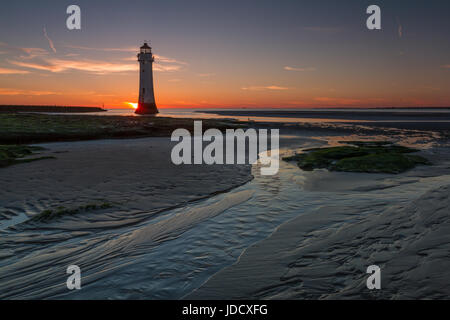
[199,109,450,127]
[0,105,107,113]
[198,108,450,134]
[199,109,450,120]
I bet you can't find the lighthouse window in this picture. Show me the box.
[142,88,146,94]
[142,69,145,73]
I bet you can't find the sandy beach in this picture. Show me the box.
[188,178,450,299]
[1,110,450,299]
[0,137,252,228]
[184,115,450,299]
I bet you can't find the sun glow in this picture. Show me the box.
[125,102,138,109]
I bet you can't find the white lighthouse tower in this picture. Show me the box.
[135,42,158,114]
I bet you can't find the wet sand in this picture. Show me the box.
[187,144,450,300]
[0,137,254,299]
[1,114,450,299]
[188,182,450,299]
[0,137,252,229]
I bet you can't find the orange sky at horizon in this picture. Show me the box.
[2,51,449,109]
[2,66,449,109]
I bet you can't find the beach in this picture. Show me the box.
[0,137,252,229]
[0,109,450,299]
[188,171,450,299]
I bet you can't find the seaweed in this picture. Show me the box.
[0,145,54,168]
[283,141,431,174]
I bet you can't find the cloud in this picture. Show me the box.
[43,27,56,53]
[66,44,187,64]
[0,42,49,59]
[64,44,136,52]
[9,58,138,74]
[1,40,185,74]
[0,87,60,96]
[7,60,60,72]
[65,53,80,57]
[265,85,289,90]
[21,48,49,59]
[284,66,316,72]
[9,56,185,74]
[65,45,187,63]
[155,54,187,65]
[153,64,183,72]
[123,54,187,71]
[0,67,30,74]
[154,54,187,71]
[121,56,137,61]
[242,85,289,91]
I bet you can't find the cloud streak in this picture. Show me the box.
[43,27,56,53]
[1,41,185,74]
[67,44,187,64]
[9,58,138,74]
[9,56,183,74]
[155,54,187,65]
[0,87,60,96]
[64,44,136,52]
[21,47,49,59]
[284,66,316,72]
[0,42,49,59]
[242,85,288,91]
[0,67,30,74]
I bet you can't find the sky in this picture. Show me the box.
[0,0,449,109]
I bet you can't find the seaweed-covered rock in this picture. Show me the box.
[283,141,431,174]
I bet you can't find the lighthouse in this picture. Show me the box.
[135,42,158,115]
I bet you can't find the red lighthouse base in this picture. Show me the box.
[135,102,159,115]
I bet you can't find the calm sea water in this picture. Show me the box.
[65,107,450,124]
